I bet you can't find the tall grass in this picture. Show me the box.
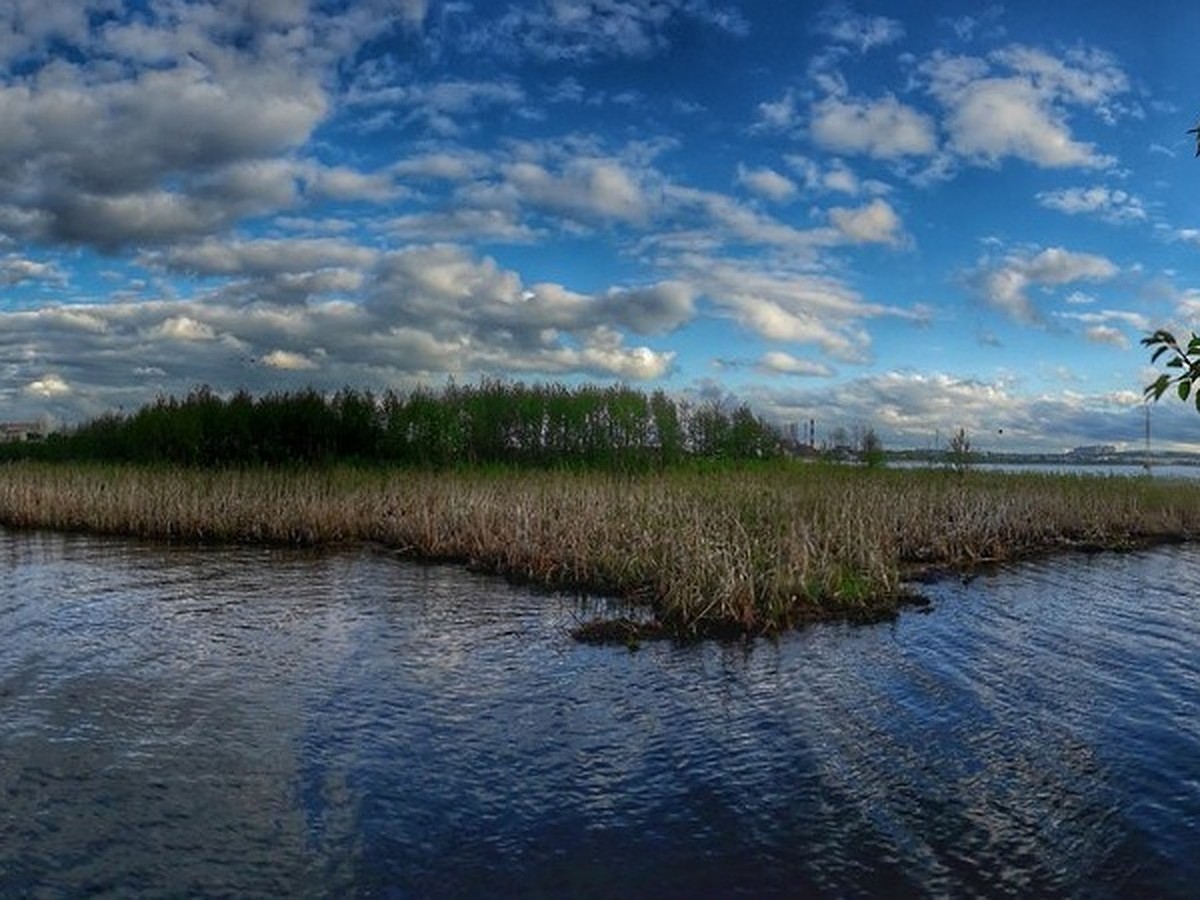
[1,461,1197,637]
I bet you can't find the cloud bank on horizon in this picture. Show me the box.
[3,0,1200,452]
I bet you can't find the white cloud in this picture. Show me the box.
[809,94,937,159]
[396,0,429,28]
[1022,247,1119,284]
[151,316,218,342]
[972,246,1120,323]
[1056,308,1148,350]
[920,45,1130,170]
[1056,309,1149,330]
[1036,185,1147,223]
[1084,325,1128,348]
[145,238,379,277]
[674,255,911,362]
[0,243,695,421]
[0,254,63,285]
[597,282,697,334]
[784,155,888,197]
[502,158,650,224]
[736,165,798,203]
[992,45,1130,122]
[755,89,800,132]
[25,373,71,397]
[466,0,749,63]
[386,209,539,243]
[943,77,1106,168]
[391,152,489,181]
[758,351,834,377]
[347,77,526,136]
[828,198,904,246]
[746,370,1148,454]
[816,4,905,52]
[657,184,831,256]
[262,349,320,370]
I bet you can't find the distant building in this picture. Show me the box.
[1067,444,1117,460]
[0,421,47,443]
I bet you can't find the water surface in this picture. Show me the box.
[2,528,1198,897]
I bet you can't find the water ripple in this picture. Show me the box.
[2,528,1199,896]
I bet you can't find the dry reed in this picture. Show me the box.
[1,461,1197,638]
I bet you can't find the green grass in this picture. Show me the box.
[1,460,1197,639]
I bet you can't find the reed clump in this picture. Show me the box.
[1,461,1198,639]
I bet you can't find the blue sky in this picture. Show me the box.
[4,0,1200,452]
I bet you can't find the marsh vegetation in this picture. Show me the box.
[1,459,1196,638]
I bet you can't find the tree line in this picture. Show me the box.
[2,381,784,469]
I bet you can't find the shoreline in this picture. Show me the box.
[2,461,1197,641]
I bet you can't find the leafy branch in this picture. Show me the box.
[1142,329,1200,407]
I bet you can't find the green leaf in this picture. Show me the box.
[1168,358,1184,368]
[1179,379,1192,402]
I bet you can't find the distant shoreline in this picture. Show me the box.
[2,461,1198,642]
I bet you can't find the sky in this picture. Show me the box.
[5,0,1200,453]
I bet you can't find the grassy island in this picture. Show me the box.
[3,383,1199,639]
[3,460,1199,640]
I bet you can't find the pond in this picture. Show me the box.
[2,527,1198,897]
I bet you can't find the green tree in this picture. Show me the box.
[857,425,886,468]
[946,427,974,474]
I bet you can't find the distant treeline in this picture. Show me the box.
[3,382,783,468]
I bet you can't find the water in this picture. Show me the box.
[891,459,1200,479]
[2,528,1199,897]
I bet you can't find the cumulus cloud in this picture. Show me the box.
[25,373,71,397]
[992,45,1131,123]
[815,4,905,52]
[597,282,697,334]
[262,349,320,370]
[346,76,526,136]
[746,370,1148,453]
[367,244,691,345]
[755,89,801,132]
[0,254,63,285]
[386,209,539,243]
[1057,308,1148,349]
[391,152,490,182]
[806,93,936,162]
[828,198,904,245]
[673,255,914,362]
[784,155,889,197]
[0,244,693,420]
[656,184,861,256]
[1083,325,1128,348]
[972,246,1120,323]
[0,2,436,253]
[1,65,324,181]
[920,45,1129,170]
[736,165,799,203]
[757,351,834,377]
[501,158,651,225]
[143,238,379,277]
[1037,186,1147,223]
[150,316,218,342]
[809,93,938,159]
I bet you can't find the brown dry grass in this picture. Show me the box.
[1,461,1197,637]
